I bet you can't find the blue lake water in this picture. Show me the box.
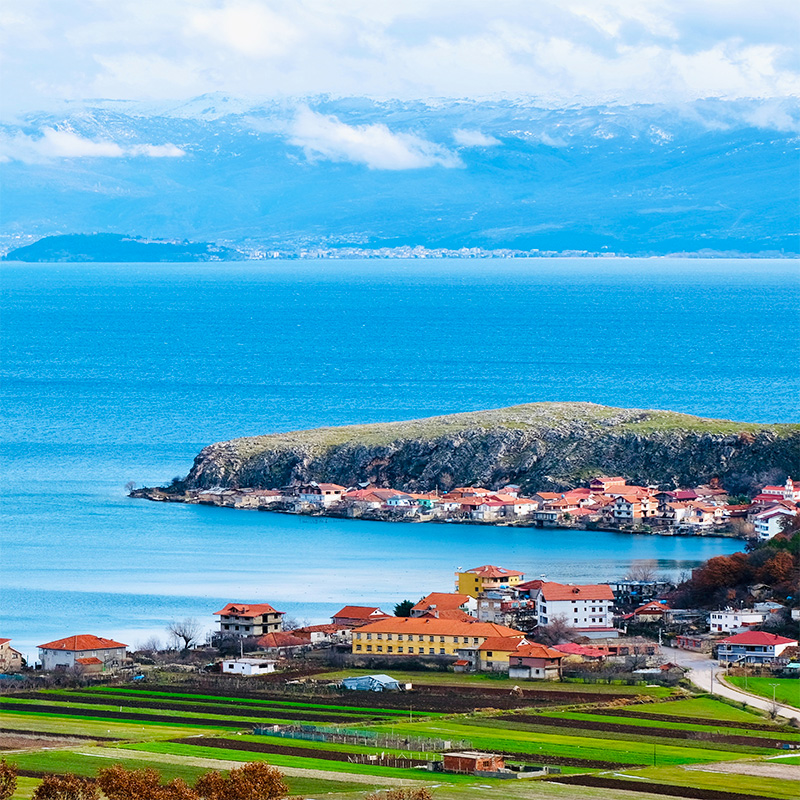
[1,259,798,661]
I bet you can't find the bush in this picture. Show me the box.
[0,760,17,800]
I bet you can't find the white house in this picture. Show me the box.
[717,631,798,664]
[753,505,796,540]
[708,608,771,633]
[221,657,277,676]
[529,582,617,639]
[297,483,347,507]
[38,634,127,672]
[760,478,800,503]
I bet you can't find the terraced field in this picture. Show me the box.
[2,682,799,799]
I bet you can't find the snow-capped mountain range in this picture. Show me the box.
[2,96,798,256]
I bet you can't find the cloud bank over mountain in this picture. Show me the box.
[2,1,799,115]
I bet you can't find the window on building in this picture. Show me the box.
[398,646,403,653]
[366,633,372,640]
[387,646,393,653]
[366,645,372,652]
[429,648,434,654]
[408,647,414,653]
[439,648,445,654]
[377,646,383,652]
[355,645,362,651]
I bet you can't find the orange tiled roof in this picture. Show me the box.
[514,642,564,659]
[478,635,527,652]
[463,565,524,578]
[420,609,475,622]
[38,634,127,651]
[412,593,472,612]
[214,603,283,618]
[355,617,524,638]
[536,582,615,601]
[75,657,103,665]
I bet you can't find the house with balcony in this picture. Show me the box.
[411,593,476,618]
[708,608,773,633]
[717,631,798,664]
[215,602,285,638]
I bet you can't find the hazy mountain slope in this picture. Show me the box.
[2,98,798,255]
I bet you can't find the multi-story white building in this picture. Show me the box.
[296,482,347,507]
[528,582,617,639]
[708,608,771,633]
[753,505,796,540]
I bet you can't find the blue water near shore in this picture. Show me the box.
[1,259,797,661]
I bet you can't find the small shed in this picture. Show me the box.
[442,751,505,774]
[341,674,401,692]
[221,658,277,676]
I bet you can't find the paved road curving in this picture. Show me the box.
[660,645,800,723]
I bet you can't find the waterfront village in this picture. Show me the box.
[145,474,800,540]
[4,554,798,686]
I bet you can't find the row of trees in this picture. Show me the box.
[0,761,434,800]
[0,761,295,800]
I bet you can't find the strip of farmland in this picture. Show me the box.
[503,714,786,749]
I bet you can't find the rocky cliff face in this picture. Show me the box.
[183,403,800,494]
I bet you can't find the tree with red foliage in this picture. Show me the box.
[758,550,796,585]
[0,760,17,800]
[195,762,289,800]
[31,774,98,800]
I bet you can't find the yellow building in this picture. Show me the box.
[455,564,524,597]
[351,617,524,657]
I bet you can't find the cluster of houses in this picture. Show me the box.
[186,476,800,538]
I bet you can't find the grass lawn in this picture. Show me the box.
[122,741,478,784]
[628,765,800,800]
[0,710,221,741]
[371,718,756,766]
[536,709,800,741]
[726,677,800,710]
[626,696,771,722]
[67,687,434,717]
[315,668,672,696]
[10,776,39,800]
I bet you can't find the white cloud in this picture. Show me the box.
[288,108,462,170]
[453,129,501,147]
[1,1,799,114]
[0,127,185,163]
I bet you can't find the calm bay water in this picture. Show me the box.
[1,259,798,661]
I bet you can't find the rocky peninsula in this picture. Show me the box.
[165,403,797,495]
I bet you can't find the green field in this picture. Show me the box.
[726,677,800,709]
[4,682,800,800]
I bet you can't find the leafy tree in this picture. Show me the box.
[758,550,796,584]
[393,600,414,617]
[32,774,98,800]
[0,760,17,800]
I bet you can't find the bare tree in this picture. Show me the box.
[124,480,137,493]
[167,619,202,651]
[533,614,576,645]
[137,635,163,654]
[625,560,658,582]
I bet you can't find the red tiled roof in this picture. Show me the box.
[463,565,524,578]
[333,606,390,620]
[214,603,284,618]
[257,632,306,648]
[315,483,346,491]
[38,635,127,651]
[553,642,606,658]
[75,657,103,665]
[536,582,615,601]
[420,609,474,621]
[718,631,797,646]
[293,624,347,634]
[634,601,668,614]
[0,638,10,645]
[453,659,471,666]
[355,617,525,638]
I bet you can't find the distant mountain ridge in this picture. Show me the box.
[182,402,800,495]
[2,96,798,256]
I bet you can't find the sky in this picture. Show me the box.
[2,0,799,116]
